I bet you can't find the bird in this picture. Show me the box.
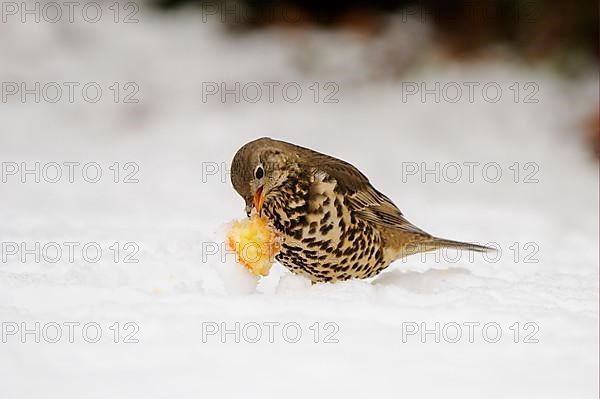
[230,137,492,283]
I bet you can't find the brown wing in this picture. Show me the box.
[300,149,427,235]
[349,186,428,235]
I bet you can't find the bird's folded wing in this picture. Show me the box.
[306,154,427,235]
[349,187,428,235]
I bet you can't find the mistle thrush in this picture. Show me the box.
[231,137,492,283]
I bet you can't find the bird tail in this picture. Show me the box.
[392,234,495,259]
[424,237,494,253]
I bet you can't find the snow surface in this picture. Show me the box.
[1,5,598,399]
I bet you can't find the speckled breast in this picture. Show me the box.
[262,170,388,282]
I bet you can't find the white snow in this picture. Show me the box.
[1,4,598,399]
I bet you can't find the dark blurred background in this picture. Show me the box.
[149,0,598,153]
[153,0,597,65]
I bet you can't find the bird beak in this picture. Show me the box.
[253,186,265,215]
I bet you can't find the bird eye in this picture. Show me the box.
[254,165,264,180]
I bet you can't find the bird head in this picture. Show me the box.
[231,137,294,217]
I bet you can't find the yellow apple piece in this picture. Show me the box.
[227,214,282,276]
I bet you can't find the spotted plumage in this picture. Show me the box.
[231,137,491,283]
